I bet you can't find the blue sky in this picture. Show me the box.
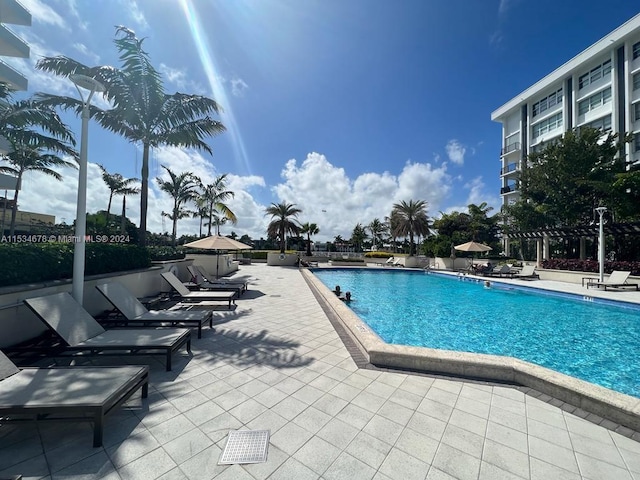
[8,0,640,241]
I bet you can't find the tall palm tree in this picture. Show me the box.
[192,196,208,237]
[35,26,226,246]
[391,199,430,256]
[265,202,302,253]
[156,165,198,245]
[0,143,76,235]
[118,182,140,234]
[198,174,236,236]
[300,222,319,256]
[367,218,387,250]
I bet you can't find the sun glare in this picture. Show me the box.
[178,0,251,176]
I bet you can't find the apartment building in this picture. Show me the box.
[491,13,640,255]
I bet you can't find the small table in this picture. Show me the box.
[582,277,599,287]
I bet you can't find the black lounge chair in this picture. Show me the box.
[23,292,191,371]
[161,272,238,308]
[0,350,148,447]
[96,282,213,339]
[188,265,248,293]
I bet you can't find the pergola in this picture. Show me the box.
[501,222,640,265]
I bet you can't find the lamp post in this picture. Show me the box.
[70,74,105,304]
[595,206,607,283]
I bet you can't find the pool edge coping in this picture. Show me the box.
[302,268,640,432]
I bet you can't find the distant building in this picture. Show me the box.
[0,0,30,91]
[492,13,640,254]
[0,196,55,235]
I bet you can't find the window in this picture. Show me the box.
[532,88,563,118]
[578,59,612,89]
[634,73,640,91]
[635,103,640,121]
[584,115,612,133]
[634,41,640,60]
[532,112,563,139]
[578,88,612,116]
[635,134,640,152]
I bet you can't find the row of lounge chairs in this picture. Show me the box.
[0,265,247,448]
[481,264,540,280]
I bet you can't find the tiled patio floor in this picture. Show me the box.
[2,263,640,479]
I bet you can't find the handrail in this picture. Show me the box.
[501,142,521,156]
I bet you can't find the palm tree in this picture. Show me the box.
[0,83,76,151]
[367,218,387,250]
[156,165,199,245]
[198,174,236,236]
[118,182,140,234]
[265,202,302,253]
[391,199,430,256]
[350,223,368,252]
[300,222,319,256]
[35,26,226,246]
[192,196,208,237]
[0,143,76,235]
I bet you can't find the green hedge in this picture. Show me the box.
[147,247,186,261]
[364,252,393,259]
[0,243,151,287]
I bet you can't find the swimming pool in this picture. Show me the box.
[313,268,640,398]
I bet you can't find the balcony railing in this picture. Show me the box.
[501,142,521,156]
[500,185,518,195]
[500,163,518,175]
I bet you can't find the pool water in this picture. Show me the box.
[313,268,640,398]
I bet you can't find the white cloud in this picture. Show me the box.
[15,150,496,244]
[231,78,249,97]
[121,0,149,31]
[159,64,188,91]
[445,139,466,165]
[72,43,100,64]
[271,152,452,241]
[21,0,67,29]
[443,176,501,215]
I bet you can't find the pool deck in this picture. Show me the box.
[3,263,640,479]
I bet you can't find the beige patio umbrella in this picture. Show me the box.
[454,241,492,269]
[183,235,253,278]
[183,235,252,251]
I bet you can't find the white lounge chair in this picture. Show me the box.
[96,282,213,338]
[587,271,639,291]
[513,265,539,279]
[0,350,148,447]
[23,292,191,371]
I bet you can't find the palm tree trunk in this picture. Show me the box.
[106,193,113,223]
[139,143,150,246]
[121,195,126,234]
[9,186,19,236]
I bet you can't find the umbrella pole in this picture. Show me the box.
[216,252,220,279]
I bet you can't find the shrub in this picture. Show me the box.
[541,258,640,276]
[147,246,186,261]
[0,243,151,287]
[364,251,393,259]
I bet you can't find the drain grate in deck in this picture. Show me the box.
[219,429,270,464]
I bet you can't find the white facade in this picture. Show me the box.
[0,0,30,91]
[492,13,640,212]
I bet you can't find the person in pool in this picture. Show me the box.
[333,285,341,296]
[340,291,352,302]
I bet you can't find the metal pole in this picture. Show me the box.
[71,101,90,304]
[70,75,104,305]
[595,207,607,283]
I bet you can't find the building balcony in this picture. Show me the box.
[0,58,26,90]
[500,142,520,156]
[0,23,28,57]
[0,0,31,26]
[500,185,518,195]
[500,163,519,176]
